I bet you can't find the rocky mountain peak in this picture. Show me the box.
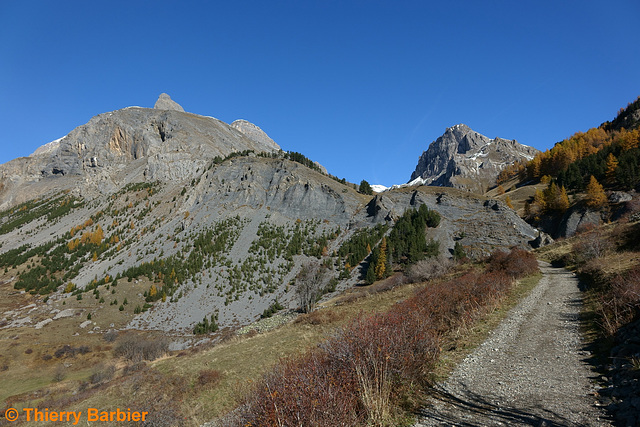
[153,93,185,112]
[409,125,538,193]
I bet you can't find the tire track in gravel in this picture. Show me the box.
[416,261,611,426]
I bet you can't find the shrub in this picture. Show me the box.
[595,266,640,336]
[487,247,539,279]
[572,228,611,261]
[196,369,223,388]
[89,364,116,384]
[54,345,90,359]
[103,330,118,342]
[114,335,168,361]
[406,257,453,283]
[294,309,343,326]
[53,365,66,382]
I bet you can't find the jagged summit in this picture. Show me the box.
[409,124,538,193]
[153,93,185,112]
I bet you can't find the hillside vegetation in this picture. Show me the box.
[226,248,538,426]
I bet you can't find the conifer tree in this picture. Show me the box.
[557,185,570,212]
[585,175,607,209]
[359,180,373,195]
[453,241,466,261]
[374,237,387,280]
[605,153,619,184]
[505,196,514,210]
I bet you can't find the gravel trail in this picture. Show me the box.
[416,261,611,426]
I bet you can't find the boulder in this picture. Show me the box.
[558,206,602,238]
[609,191,632,204]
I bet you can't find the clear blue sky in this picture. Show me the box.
[1,1,639,187]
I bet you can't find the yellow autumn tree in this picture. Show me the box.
[543,182,569,213]
[67,239,80,251]
[605,153,619,184]
[374,238,387,280]
[505,196,514,210]
[91,225,104,245]
[529,188,546,219]
[585,176,607,209]
[557,185,570,212]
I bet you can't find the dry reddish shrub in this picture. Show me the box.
[487,247,539,279]
[246,351,363,427]
[197,369,223,388]
[596,265,640,336]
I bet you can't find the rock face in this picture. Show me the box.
[557,206,603,238]
[0,95,281,206]
[153,93,185,112]
[231,120,280,152]
[364,186,539,259]
[409,124,538,194]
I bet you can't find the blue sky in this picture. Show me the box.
[1,1,639,187]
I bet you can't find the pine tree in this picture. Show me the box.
[359,180,373,195]
[585,176,607,209]
[365,262,376,284]
[453,241,466,261]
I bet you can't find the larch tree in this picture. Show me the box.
[505,196,514,210]
[585,175,607,209]
[374,237,387,280]
[605,153,619,184]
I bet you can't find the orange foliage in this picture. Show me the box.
[585,176,607,209]
[67,239,80,251]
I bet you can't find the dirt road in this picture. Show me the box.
[416,261,610,426]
